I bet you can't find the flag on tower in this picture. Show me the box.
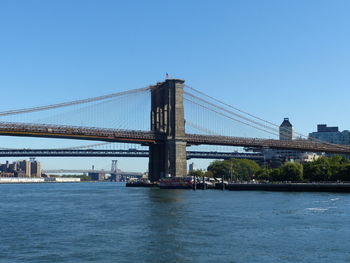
[165,73,169,79]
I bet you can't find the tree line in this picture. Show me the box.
[189,156,350,183]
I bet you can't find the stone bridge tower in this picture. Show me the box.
[148,79,187,182]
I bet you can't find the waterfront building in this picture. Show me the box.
[0,159,42,177]
[0,163,8,172]
[0,172,14,177]
[189,162,195,173]
[19,160,31,177]
[262,148,320,166]
[309,124,350,145]
[251,118,321,166]
[279,118,293,140]
[89,172,106,181]
[30,161,42,177]
[0,161,10,172]
[9,162,17,172]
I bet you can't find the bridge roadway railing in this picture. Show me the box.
[0,149,264,160]
[0,149,150,157]
[0,122,162,144]
[185,134,350,154]
[1,122,350,154]
[42,169,143,177]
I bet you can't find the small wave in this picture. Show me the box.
[313,198,340,203]
[306,207,329,212]
[305,207,337,212]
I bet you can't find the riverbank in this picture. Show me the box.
[227,183,350,193]
[126,180,350,193]
[0,177,81,184]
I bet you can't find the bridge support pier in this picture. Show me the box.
[149,79,187,182]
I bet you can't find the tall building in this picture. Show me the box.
[189,162,195,173]
[89,172,105,181]
[30,161,42,177]
[9,162,18,172]
[0,159,42,177]
[19,160,31,177]
[309,124,350,145]
[279,118,293,140]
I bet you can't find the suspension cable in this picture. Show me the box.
[0,86,150,117]
[185,91,279,133]
[184,97,280,137]
[185,86,350,151]
[186,121,220,135]
[185,85,278,126]
[185,85,307,138]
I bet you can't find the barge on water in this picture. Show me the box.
[125,179,157,188]
[159,177,194,189]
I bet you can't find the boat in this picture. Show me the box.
[125,178,157,187]
[214,179,229,189]
[195,177,215,189]
[159,176,194,189]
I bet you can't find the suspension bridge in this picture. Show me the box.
[0,79,349,181]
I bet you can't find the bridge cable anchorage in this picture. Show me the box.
[185,85,350,151]
[0,86,150,117]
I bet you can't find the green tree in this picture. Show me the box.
[280,162,303,182]
[338,164,350,181]
[228,159,260,181]
[270,167,283,182]
[255,168,271,181]
[304,157,333,182]
[204,170,213,178]
[328,155,347,181]
[207,160,230,179]
[188,169,204,177]
[207,158,261,182]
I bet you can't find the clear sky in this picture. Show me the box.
[0,0,350,172]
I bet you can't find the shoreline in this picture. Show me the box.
[227,183,350,193]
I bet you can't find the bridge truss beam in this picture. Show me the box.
[0,149,264,160]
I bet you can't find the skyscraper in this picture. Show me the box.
[279,118,293,140]
[19,160,31,177]
[30,161,42,177]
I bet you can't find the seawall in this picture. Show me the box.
[0,177,81,184]
[228,183,350,193]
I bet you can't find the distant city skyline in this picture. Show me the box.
[1,0,350,171]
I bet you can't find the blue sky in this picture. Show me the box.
[0,0,350,172]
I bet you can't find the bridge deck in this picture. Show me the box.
[0,122,349,154]
[0,149,264,160]
[186,134,350,154]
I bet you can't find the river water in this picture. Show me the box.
[0,182,350,263]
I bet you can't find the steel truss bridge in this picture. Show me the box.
[0,148,264,160]
[42,169,143,177]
